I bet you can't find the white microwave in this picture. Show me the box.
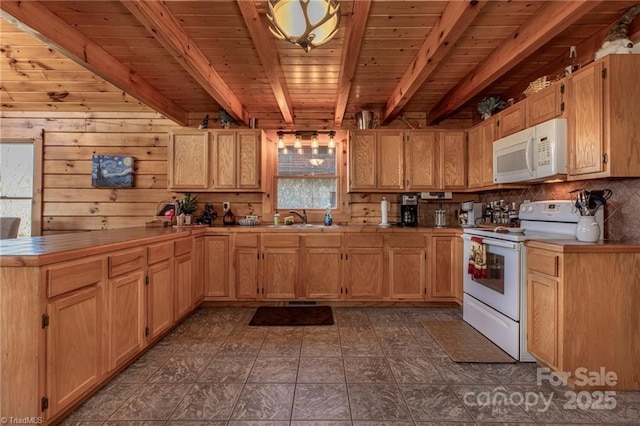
[493,118,567,183]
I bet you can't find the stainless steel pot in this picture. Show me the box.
[355,110,374,129]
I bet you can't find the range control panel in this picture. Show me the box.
[518,200,578,222]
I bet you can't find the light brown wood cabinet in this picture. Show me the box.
[348,130,403,191]
[426,235,462,302]
[388,234,426,300]
[526,81,564,127]
[405,130,466,191]
[204,235,229,298]
[496,102,526,138]
[344,234,384,299]
[108,269,145,371]
[147,253,174,340]
[45,278,104,418]
[169,129,262,191]
[261,234,299,299]
[467,117,496,188]
[234,234,260,299]
[174,238,194,321]
[301,234,343,299]
[193,236,205,304]
[567,55,640,180]
[525,242,640,390]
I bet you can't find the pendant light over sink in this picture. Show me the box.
[267,0,341,53]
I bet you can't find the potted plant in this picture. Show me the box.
[477,96,506,120]
[177,193,198,225]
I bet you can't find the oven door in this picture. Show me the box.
[462,234,522,321]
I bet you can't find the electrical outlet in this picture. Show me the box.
[223,202,230,211]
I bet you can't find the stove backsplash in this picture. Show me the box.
[479,178,640,241]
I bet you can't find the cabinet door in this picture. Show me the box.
[262,248,298,299]
[466,126,483,188]
[377,131,405,190]
[427,236,458,301]
[213,131,237,189]
[147,259,174,340]
[526,83,562,127]
[46,285,103,417]
[345,248,383,299]
[441,131,466,190]
[481,119,496,186]
[527,273,559,368]
[349,131,377,190]
[205,236,229,298]
[237,131,261,189]
[168,131,209,190]
[568,62,604,176]
[496,103,526,138]
[235,247,259,299]
[406,131,437,190]
[388,248,425,300]
[109,271,144,370]
[193,236,205,304]
[303,248,342,299]
[174,253,193,320]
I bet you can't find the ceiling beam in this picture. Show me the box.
[334,0,371,127]
[381,0,486,125]
[426,0,603,124]
[0,1,189,126]
[237,0,294,125]
[122,0,249,125]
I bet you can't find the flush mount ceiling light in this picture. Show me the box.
[267,0,341,53]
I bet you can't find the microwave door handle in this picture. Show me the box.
[525,131,534,177]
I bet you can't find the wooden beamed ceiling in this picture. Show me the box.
[1,1,639,128]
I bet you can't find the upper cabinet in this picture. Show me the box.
[567,55,640,180]
[348,130,403,191]
[168,130,210,190]
[526,82,564,127]
[496,102,526,139]
[467,117,496,189]
[405,130,466,191]
[168,129,262,191]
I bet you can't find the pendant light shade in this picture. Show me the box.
[267,0,341,53]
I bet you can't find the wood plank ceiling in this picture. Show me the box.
[1,1,639,129]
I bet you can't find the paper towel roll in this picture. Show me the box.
[380,197,389,226]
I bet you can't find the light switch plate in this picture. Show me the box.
[223,202,230,211]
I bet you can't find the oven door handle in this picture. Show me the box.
[462,234,519,250]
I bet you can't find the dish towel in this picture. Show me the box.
[468,236,487,279]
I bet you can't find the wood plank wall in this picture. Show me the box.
[1,111,471,234]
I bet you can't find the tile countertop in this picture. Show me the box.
[0,225,461,267]
[525,239,640,253]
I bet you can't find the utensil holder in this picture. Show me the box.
[576,216,600,242]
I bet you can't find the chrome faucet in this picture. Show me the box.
[289,209,307,224]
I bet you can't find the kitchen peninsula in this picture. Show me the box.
[0,224,462,423]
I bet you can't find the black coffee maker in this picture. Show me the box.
[399,193,419,227]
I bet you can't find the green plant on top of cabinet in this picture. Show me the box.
[567,55,640,180]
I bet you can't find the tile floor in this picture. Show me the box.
[61,307,640,425]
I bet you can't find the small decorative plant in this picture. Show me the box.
[178,193,198,216]
[477,96,506,119]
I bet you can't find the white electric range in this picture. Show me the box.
[461,200,603,361]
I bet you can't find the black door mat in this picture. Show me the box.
[249,306,334,326]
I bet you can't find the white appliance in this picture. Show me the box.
[462,200,603,361]
[493,118,567,184]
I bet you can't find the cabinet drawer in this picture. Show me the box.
[147,241,173,265]
[262,234,299,247]
[304,234,342,248]
[108,248,145,278]
[47,257,104,298]
[528,249,559,277]
[346,234,383,247]
[235,233,259,247]
[174,238,193,256]
[388,234,425,248]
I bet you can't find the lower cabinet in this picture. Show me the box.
[46,284,104,418]
[147,258,174,341]
[344,234,384,299]
[234,234,260,299]
[193,236,205,304]
[204,235,229,298]
[174,253,193,320]
[261,234,299,299]
[109,270,145,371]
[302,234,342,299]
[388,234,426,300]
[426,235,462,302]
[527,272,559,368]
